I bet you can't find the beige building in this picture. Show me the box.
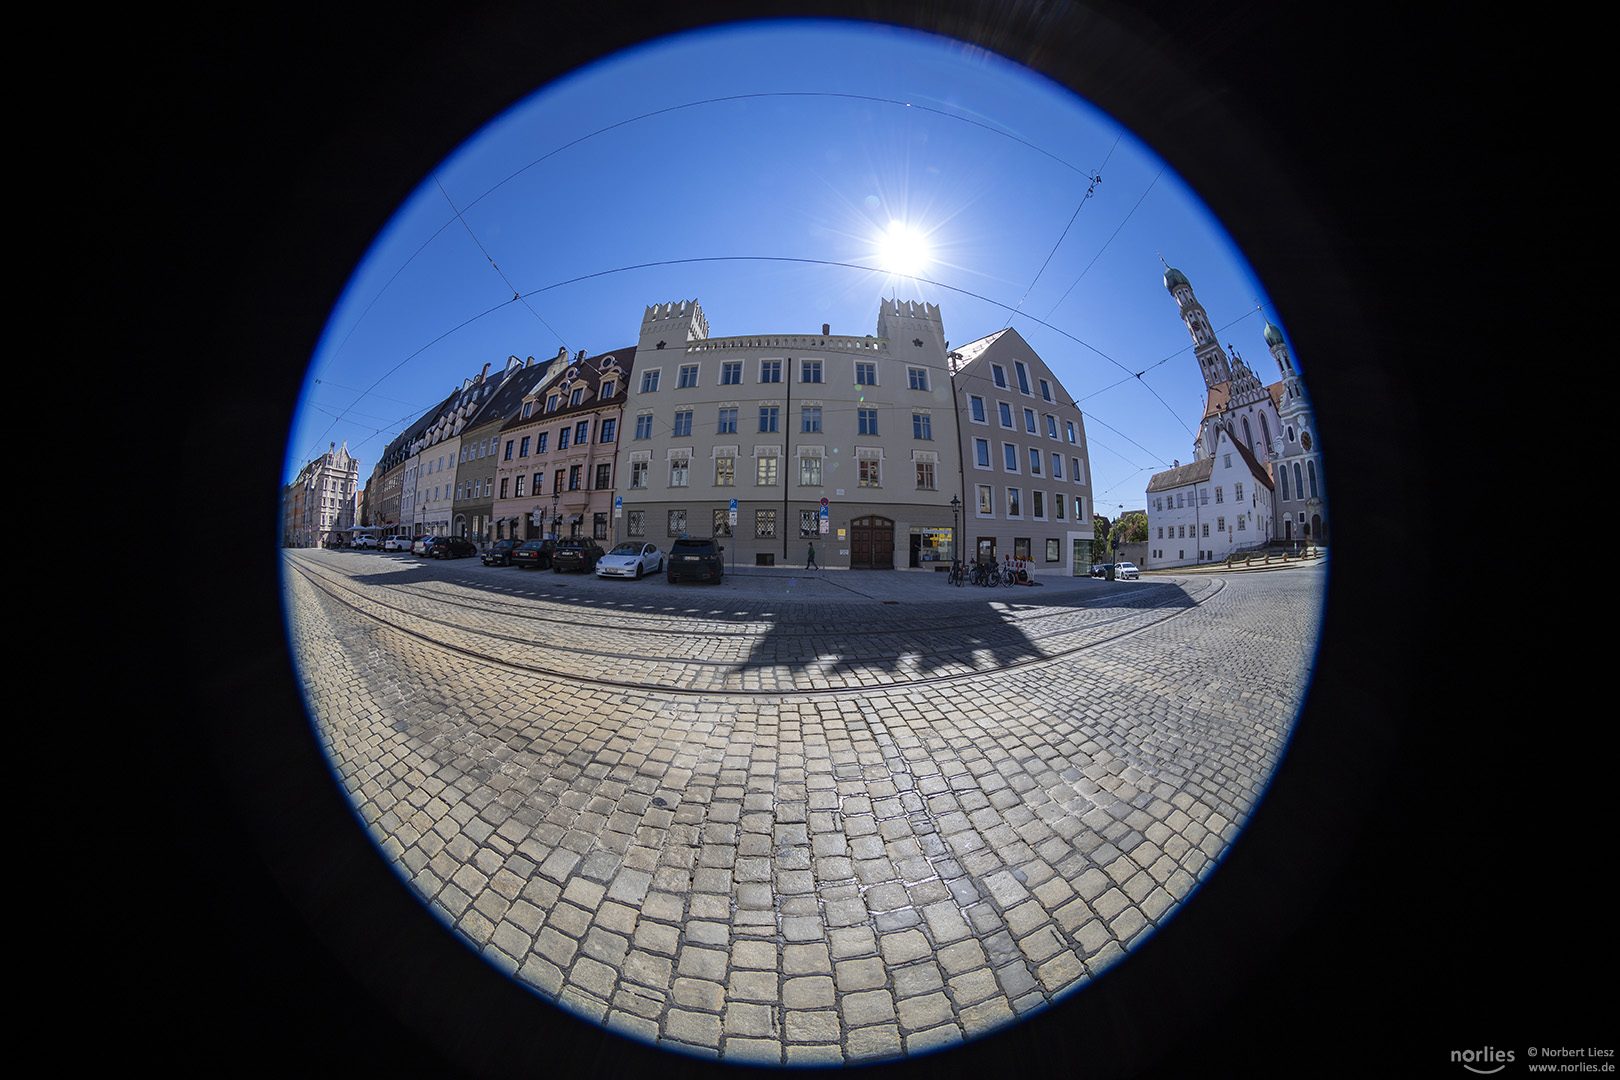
[948,327,1097,577]
[615,298,961,570]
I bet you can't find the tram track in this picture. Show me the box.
[285,554,1226,698]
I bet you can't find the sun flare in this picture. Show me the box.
[875,220,931,277]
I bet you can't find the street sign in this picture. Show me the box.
[729,497,738,526]
[614,495,623,518]
[819,497,829,508]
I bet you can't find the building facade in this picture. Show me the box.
[949,326,1097,577]
[615,298,960,569]
[1144,426,1274,567]
[491,347,635,543]
[283,440,361,547]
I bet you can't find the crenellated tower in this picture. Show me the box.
[639,299,709,352]
[875,298,947,362]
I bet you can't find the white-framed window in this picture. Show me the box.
[802,406,821,433]
[678,364,699,388]
[998,401,1013,428]
[759,406,779,433]
[801,359,822,384]
[1066,420,1077,444]
[715,456,735,486]
[718,408,737,434]
[640,369,660,393]
[673,411,693,438]
[669,459,689,487]
[570,387,584,406]
[1052,453,1063,479]
[1032,490,1045,519]
[1039,378,1052,402]
[800,456,822,485]
[856,361,876,385]
[974,439,990,468]
[915,461,935,490]
[1046,415,1058,439]
[634,415,653,440]
[991,364,1007,389]
[1003,443,1018,472]
[908,367,929,391]
[977,484,993,515]
[721,361,743,385]
[969,396,986,423]
[912,413,931,439]
[630,461,649,489]
[760,359,782,383]
[1006,487,1022,517]
[858,409,878,435]
[1023,407,1037,434]
[757,456,778,486]
[858,458,880,488]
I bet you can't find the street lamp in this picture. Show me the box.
[550,490,560,540]
[950,495,960,568]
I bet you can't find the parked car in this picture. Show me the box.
[1091,563,1114,578]
[596,542,663,580]
[481,539,520,567]
[552,538,606,573]
[510,539,556,570]
[1115,561,1140,580]
[351,535,378,550]
[383,535,413,552]
[667,536,724,584]
[411,536,433,556]
[425,535,476,559]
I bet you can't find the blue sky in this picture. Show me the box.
[285,18,1287,518]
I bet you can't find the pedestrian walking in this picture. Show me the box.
[807,542,819,570]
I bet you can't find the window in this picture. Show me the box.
[536,432,548,454]
[634,416,653,440]
[859,459,880,488]
[568,465,582,490]
[721,361,742,385]
[678,364,699,388]
[916,461,935,490]
[974,439,990,468]
[499,477,509,499]
[858,409,878,435]
[801,359,822,383]
[599,418,616,443]
[630,461,649,489]
[856,362,876,385]
[601,381,616,399]
[1052,453,1063,479]
[628,510,645,537]
[575,420,590,443]
[1032,491,1045,518]
[593,513,608,540]
[1046,416,1058,439]
[715,456,735,486]
[1235,482,1244,500]
[912,413,931,439]
[1029,448,1041,475]
[1217,516,1227,532]
[570,388,584,407]
[1040,378,1052,402]
[799,510,819,538]
[546,394,559,412]
[802,406,821,433]
[713,508,732,537]
[1223,453,1232,468]
[640,370,660,393]
[1202,523,1210,537]
[800,456,821,485]
[1072,458,1082,481]
[992,364,1007,388]
[668,509,687,536]
[977,485,993,514]
[1055,494,1065,520]
[759,406,779,433]
[998,402,1013,428]
[1023,408,1037,434]
[595,463,612,489]
[558,428,570,450]
[1014,362,1031,394]
[970,396,986,423]
[514,475,526,497]
[908,367,929,391]
[755,509,777,538]
[1007,488,1021,516]
[760,360,781,383]
[673,411,693,438]
[757,456,778,486]
[553,469,565,494]
[521,401,533,419]
[1003,444,1018,471]
[669,459,689,487]
[519,436,531,457]
[504,440,514,461]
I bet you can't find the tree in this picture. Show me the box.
[1113,510,1148,547]
[1093,514,1112,556]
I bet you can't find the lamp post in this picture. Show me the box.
[950,495,960,567]
[550,490,561,540]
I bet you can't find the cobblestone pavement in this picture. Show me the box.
[283,550,1326,1065]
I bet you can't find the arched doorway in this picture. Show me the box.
[850,515,895,569]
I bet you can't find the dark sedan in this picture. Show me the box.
[510,539,556,570]
[481,539,520,566]
[551,539,605,573]
[424,535,476,559]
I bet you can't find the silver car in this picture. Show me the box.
[1115,561,1140,580]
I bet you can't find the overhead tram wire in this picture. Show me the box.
[1043,163,1166,321]
[1002,129,1121,329]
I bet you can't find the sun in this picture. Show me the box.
[875,220,931,277]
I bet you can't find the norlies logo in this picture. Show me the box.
[1453,1047,1516,1074]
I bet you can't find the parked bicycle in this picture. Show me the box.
[947,560,966,587]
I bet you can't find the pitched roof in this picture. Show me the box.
[1147,457,1214,492]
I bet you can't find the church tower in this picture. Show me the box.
[1165,267,1232,391]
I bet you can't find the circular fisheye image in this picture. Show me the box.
[279,18,1328,1067]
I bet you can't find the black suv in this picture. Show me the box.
[425,535,476,559]
[551,538,605,573]
[667,536,725,584]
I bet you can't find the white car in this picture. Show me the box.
[351,535,378,549]
[383,535,413,552]
[595,542,663,579]
[1115,561,1140,580]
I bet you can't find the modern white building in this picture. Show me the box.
[948,326,1097,577]
[1145,426,1274,567]
[615,298,961,569]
